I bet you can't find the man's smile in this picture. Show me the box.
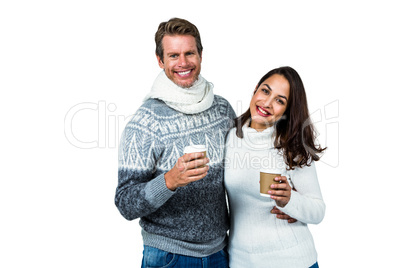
[176,70,192,77]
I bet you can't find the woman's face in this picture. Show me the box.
[249,74,290,131]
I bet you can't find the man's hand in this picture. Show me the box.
[164,152,209,191]
[271,206,297,223]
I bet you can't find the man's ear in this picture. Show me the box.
[156,54,164,69]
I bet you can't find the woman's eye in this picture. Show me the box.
[276,99,285,105]
[262,88,269,94]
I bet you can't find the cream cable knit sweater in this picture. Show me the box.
[224,125,325,268]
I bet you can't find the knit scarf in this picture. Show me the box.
[144,71,214,114]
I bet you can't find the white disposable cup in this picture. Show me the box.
[183,145,207,155]
[184,145,207,167]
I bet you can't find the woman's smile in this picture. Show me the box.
[256,106,271,117]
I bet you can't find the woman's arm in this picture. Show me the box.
[270,161,325,224]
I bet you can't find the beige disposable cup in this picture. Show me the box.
[260,171,282,197]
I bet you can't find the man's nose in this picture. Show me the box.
[178,55,189,67]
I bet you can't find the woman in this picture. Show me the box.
[224,66,326,268]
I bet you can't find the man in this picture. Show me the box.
[115,17,294,267]
[115,18,234,267]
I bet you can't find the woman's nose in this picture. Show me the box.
[262,97,273,108]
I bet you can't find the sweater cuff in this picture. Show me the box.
[276,189,301,216]
[144,173,176,208]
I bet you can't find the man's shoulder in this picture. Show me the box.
[133,98,177,118]
[140,98,169,113]
[126,99,184,130]
[213,94,230,105]
[213,95,236,119]
[124,99,164,129]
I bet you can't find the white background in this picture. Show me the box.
[1,0,401,267]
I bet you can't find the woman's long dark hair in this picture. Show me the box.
[234,66,326,170]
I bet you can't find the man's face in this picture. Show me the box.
[157,35,202,88]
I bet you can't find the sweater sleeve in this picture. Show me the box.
[114,120,175,221]
[227,102,237,121]
[278,161,326,224]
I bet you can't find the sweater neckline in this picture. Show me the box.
[242,120,275,149]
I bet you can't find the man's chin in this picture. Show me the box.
[176,78,198,88]
[178,83,194,88]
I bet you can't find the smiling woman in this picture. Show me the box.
[235,66,326,170]
[225,66,327,267]
[250,74,290,131]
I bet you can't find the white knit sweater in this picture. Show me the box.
[224,124,325,268]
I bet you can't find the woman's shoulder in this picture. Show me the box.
[225,127,239,148]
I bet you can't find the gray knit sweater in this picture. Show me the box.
[115,96,236,257]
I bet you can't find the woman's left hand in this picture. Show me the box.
[269,176,291,208]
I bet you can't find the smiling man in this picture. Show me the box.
[157,34,202,88]
[115,18,236,267]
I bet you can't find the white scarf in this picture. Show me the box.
[144,71,214,114]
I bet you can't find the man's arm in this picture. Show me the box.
[114,122,211,220]
[114,122,174,220]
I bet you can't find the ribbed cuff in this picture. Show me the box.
[144,173,176,208]
[276,189,301,217]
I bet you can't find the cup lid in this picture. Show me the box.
[183,145,207,154]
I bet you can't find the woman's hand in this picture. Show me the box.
[269,176,291,207]
[271,206,297,223]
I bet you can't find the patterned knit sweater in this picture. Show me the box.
[115,96,236,257]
